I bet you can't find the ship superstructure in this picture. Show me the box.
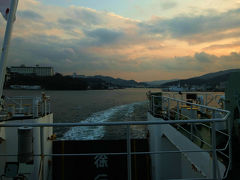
[0,90,235,180]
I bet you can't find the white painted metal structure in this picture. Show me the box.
[0,95,52,179]
[0,93,230,180]
[0,0,18,98]
[148,114,226,179]
[0,115,53,179]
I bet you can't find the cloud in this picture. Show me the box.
[8,32,240,78]
[65,6,102,27]
[139,8,240,43]
[194,52,213,63]
[161,2,177,10]
[4,1,240,81]
[17,10,43,20]
[151,52,240,74]
[203,41,240,51]
[84,28,124,45]
[58,18,80,29]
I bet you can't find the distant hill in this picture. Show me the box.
[92,75,146,87]
[6,73,146,90]
[144,79,178,86]
[161,69,240,89]
[195,69,240,80]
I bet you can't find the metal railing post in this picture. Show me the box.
[181,93,184,105]
[176,101,179,120]
[41,100,44,116]
[32,98,36,117]
[19,98,22,113]
[48,100,51,114]
[205,94,208,106]
[35,98,38,118]
[211,110,217,179]
[152,96,155,116]
[44,99,47,115]
[168,99,170,119]
[149,95,151,112]
[40,127,44,180]
[127,125,132,180]
[190,105,193,141]
[228,115,232,171]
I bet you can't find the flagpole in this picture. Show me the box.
[0,0,18,104]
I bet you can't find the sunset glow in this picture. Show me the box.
[2,0,240,81]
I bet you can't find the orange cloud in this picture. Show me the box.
[4,1,240,81]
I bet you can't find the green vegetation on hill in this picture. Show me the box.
[93,75,146,87]
[5,73,108,90]
[5,73,146,90]
[160,69,240,91]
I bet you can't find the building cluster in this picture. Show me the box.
[72,72,86,78]
[163,83,226,92]
[7,65,54,76]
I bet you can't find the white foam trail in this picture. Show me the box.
[63,102,145,140]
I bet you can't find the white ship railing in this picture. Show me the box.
[162,92,224,108]
[0,95,230,180]
[149,94,231,179]
[3,94,50,118]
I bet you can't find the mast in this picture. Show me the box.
[0,0,18,101]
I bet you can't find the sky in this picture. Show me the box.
[2,0,240,81]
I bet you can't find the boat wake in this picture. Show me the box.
[62,101,146,140]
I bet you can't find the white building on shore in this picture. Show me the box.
[8,65,54,76]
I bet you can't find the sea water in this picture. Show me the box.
[63,101,147,140]
[4,88,161,139]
